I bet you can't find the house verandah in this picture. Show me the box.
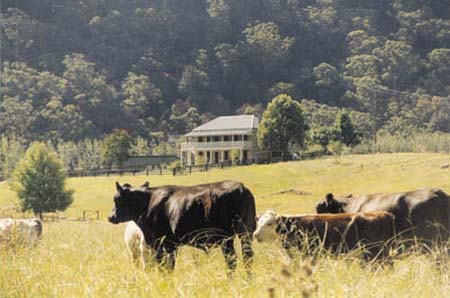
[180,115,259,166]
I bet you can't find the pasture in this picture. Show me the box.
[1,153,450,297]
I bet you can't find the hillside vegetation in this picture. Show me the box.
[1,153,450,297]
[2,1,450,142]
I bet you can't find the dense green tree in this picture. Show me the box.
[121,72,162,134]
[258,94,307,157]
[12,142,74,219]
[168,101,202,134]
[421,49,450,96]
[373,40,420,90]
[313,63,346,105]
[101,129,132,168]
[242,22,294,92]
[347,30,383,56]
[62,53,119,135]
[310,127,333,151]
[336,111,360,146]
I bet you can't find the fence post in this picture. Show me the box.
[83,210,86,221]
[173,168,176,176]
[221,162,223,169]
[189,166,192,173]
[146,168,149,176]
[96,211,99,220]
[133,170,136,176]
[160,166,162,175]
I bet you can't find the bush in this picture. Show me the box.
[328,141,344,155]
[195,154,205,165]
[168,161,184,172]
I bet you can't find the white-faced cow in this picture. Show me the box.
[254,210,395,260]
[0,218,43,246]
[124,221,152,269]
[108,181,256,271]
[315,188,450,245]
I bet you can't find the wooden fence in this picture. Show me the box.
[0,206,100,222]
[65,159,261,178]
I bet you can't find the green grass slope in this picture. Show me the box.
[3,153,450,218]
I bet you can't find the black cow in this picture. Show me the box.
[316,188,450,246]
[108,180,256,271]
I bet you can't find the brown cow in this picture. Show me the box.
[254,210,395,260]
[316,188,450,245]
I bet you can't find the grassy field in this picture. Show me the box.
[1,153,450,297]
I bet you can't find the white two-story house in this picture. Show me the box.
[180,115,259,165]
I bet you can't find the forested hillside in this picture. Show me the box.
[2,0,450,142]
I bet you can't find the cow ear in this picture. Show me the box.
[141,181,150,188]
[326,193,335,204]
[116,182,123,193]
[345,193,353,198]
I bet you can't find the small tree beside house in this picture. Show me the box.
[258,94,307,159]
[102,129,132,169]
[12,142,74,219]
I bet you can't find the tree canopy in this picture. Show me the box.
[12,142,74,218]
[1,0,450,143]
[258,94,307,156]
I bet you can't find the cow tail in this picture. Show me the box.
[232,185,256,268]
[434,188,450,241]
[232,186,257,236]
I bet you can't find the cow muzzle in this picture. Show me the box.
[253,232,263,242]
[108,210,119,224]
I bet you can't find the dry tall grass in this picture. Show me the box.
[1,153,450,297]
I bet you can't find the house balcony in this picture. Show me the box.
[180,140,254,151]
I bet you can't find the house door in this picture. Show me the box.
[243,150,248,162]
[214,151,219,164]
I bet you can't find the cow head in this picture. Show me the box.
[253,210,278,242]
[108,182,150,224]
[315,193,345,213]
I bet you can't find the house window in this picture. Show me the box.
[233,135,242,141]
[213,136,220,142]
[198,136,204,143]
[223,135,230,141]
[206,136,211,142]
[199,151,203,156]
[206,151,211,162]
[243,135,248,141]
[224,151,229,160]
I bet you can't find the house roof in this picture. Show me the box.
[185,115,259,136]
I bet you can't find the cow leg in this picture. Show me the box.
[239,233,254,269]
[155,244,177,271]
[221,238,237,274]
[128,241,140,267]
[140,242,153,271]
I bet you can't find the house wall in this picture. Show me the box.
[180,130,258,165]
